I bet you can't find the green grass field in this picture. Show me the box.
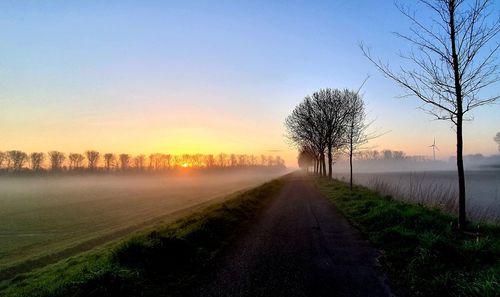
[315,177,500,297]
[0,176,286,297]
[0,170,284,279]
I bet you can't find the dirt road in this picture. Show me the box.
[196,174,394,297]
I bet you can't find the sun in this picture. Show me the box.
[182,163,189,168]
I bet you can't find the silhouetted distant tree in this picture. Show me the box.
[382,150,392,160]
[68,153,85,170]
[163,154,172,169]
[238,155,246,167]
[298,149,314,172]
[285,95,328,176]
[286,88,356,177]
[8,150,28,171]
[361,0,499,230]
[393,151,406,160]
[104,153,116,171]
[315,89,352,179]
[134,154,146,170]
[119,154,130,170]
[0,151,7,169]
[149,153,163,170]
[30,152,45,171]
[192,154,203,168]
[230,154,237,167]
[48,151,66,171]
[495,132,500,152]
[206,154,215,168]
[85,150,100,170]
[217,154,227,167]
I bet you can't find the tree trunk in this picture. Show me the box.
[449,0,466,230]
[349,141,353,191]
[457,114,466,230]
[327,145,332,179]
[321,153,326,177]
[320,154,324,176]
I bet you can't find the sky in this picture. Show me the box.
[0,0,499,167]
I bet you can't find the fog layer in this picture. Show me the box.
[0,169,287,270]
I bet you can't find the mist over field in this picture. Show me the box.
[331,156,500,222]
[0,169,288,274]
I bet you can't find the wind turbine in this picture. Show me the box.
[429,138,439,160]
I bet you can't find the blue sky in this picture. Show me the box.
[0,0,499,164]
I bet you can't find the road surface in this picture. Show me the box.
[195,174,394,297]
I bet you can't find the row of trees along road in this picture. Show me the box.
[0,151,285,172]
[361,0,499,230]
[285,88,369,191]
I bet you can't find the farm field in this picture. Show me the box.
[0,169,286,277]
[333,169,500,222]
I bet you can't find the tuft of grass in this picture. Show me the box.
[315,177,500,297]
[0,177,286,297]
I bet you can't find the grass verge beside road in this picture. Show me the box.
[0,177,285,297]
[315,177,500,297]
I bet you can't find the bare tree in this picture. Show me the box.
[206,154,215,168]
[68,153,85,170]
[163,154,172,169]
[8,150,28,171]
[0,151,6,169]
[217,154,228,167]
[361,0,499,230]
[314,89,352,178]
[119,154,130,171]
[298,149,314,172]
[230,154,237,167]
[104,153,116,171]
[495,132,500,152]
[30,152,45,171]
[133,154,146,170]
[48,151,66,171]
[286,89,355,178]
[148,153,162,170]
[85,150,100,171]
[285,96,328,176]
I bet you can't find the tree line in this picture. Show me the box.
[285,87,368,189]
[0,151,285,173]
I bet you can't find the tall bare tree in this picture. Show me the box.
[285,96,328,176]
[298,149,314,172]
[315,89,352,178]
[48,151,66,171]
[361,0,499,230]
[345,91,368,190]
[133,154,146,170]
[104,153,116,171]
[119,154,130,170]
[8,150,28,171]
[85,150,100,171]
[68,153,85,170]
[0,151,6,169]
[30,152,45,171]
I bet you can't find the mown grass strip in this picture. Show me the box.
[315,177,500,297]
[0,177,286,297]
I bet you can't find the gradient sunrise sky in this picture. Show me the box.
[1,1,499,166]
